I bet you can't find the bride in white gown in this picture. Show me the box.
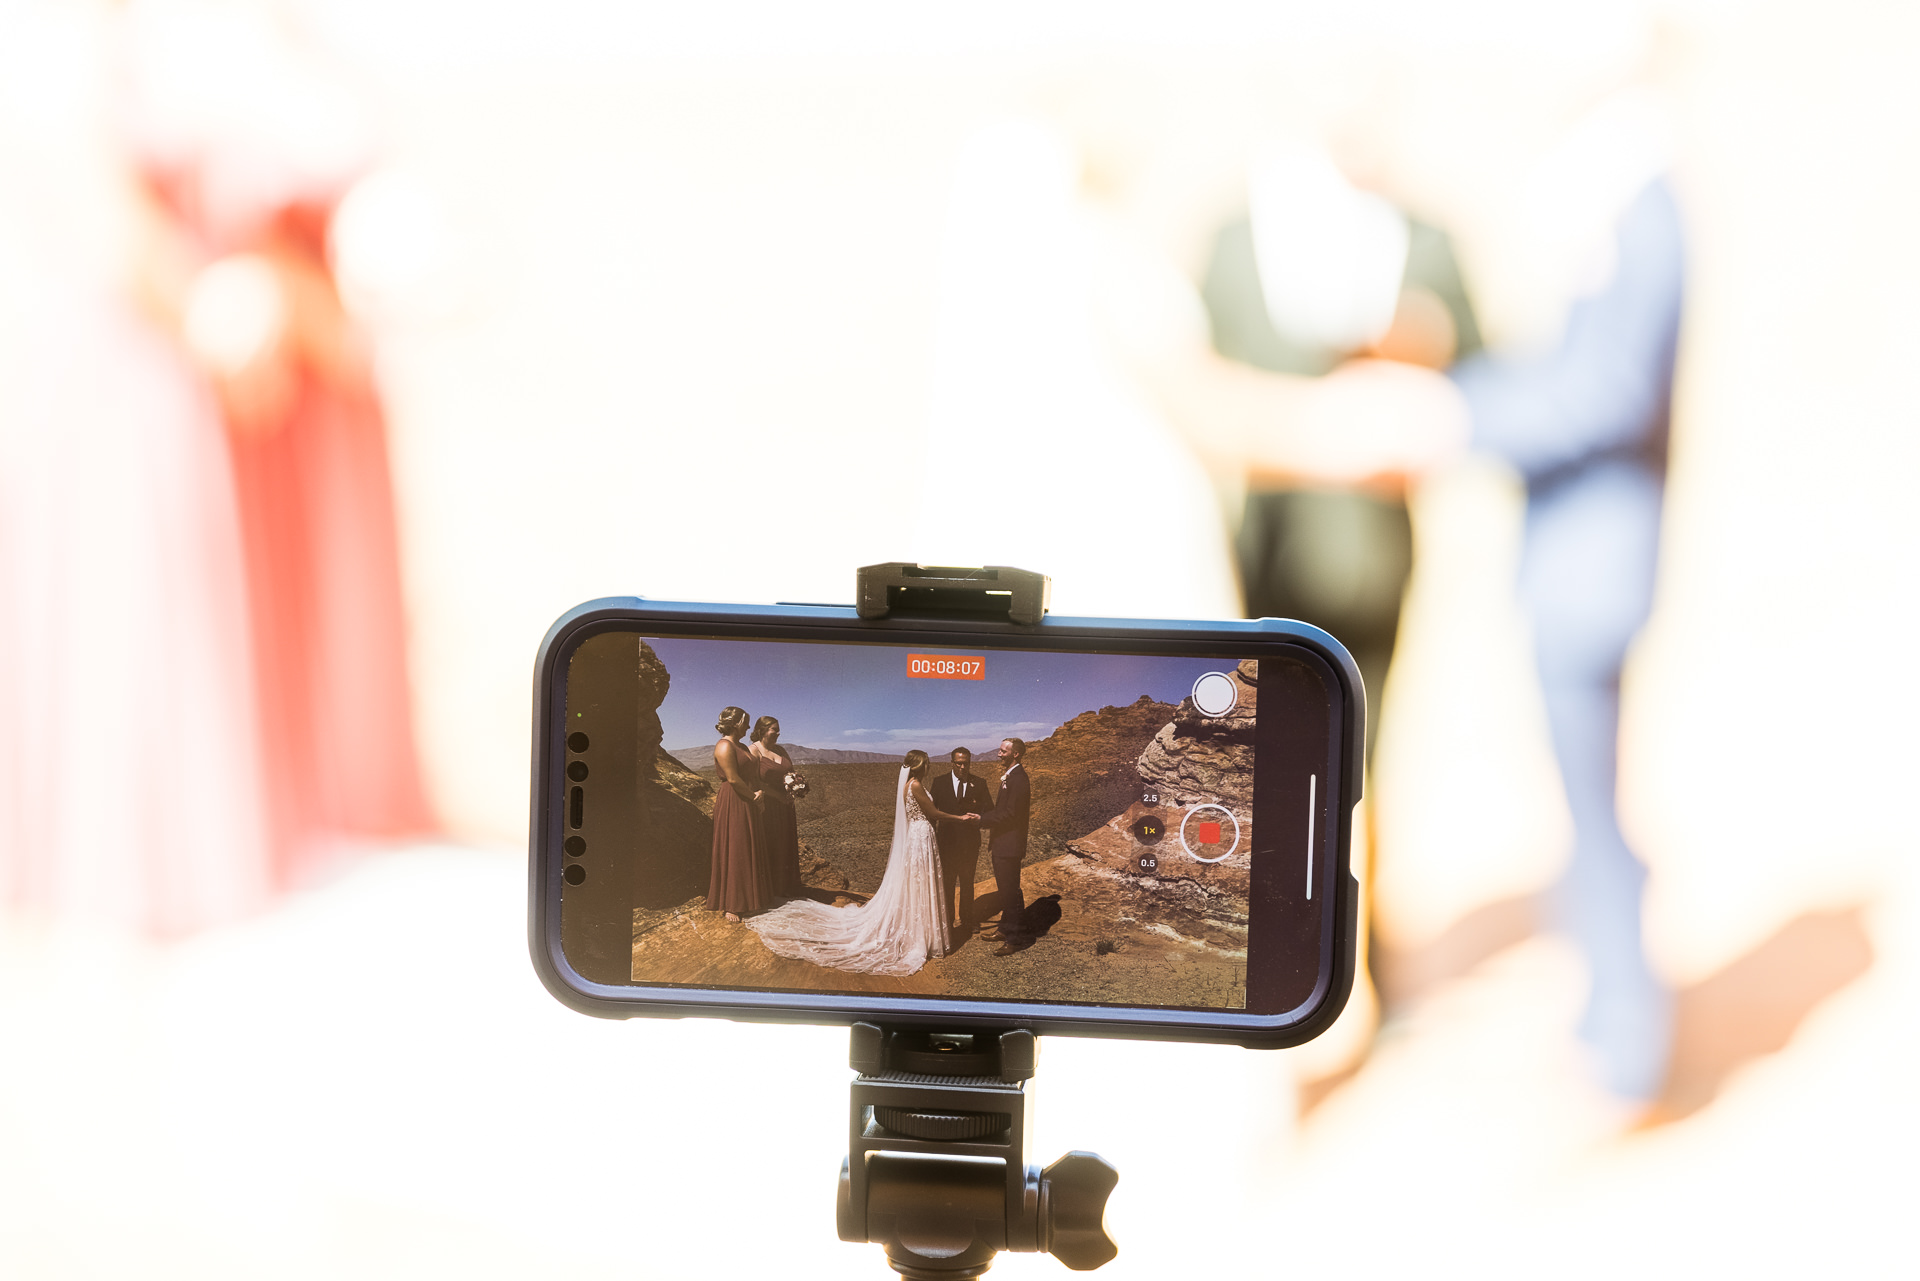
[747,751,976,976]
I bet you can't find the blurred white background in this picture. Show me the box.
[3,1,1917,1276]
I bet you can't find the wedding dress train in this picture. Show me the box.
[746,768,949,976]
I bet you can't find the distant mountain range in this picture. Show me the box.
[667,744,902,770]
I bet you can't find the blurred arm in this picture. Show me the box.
[1094,217,1468,489]
[1452,181,1684,485]
[1136,346,1469,491]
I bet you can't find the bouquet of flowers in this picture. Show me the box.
[783,771,810,799]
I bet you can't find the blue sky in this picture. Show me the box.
[646,636,1233,754]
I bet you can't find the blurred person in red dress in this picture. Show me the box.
[0,0,270,934]
[125,0,432,883]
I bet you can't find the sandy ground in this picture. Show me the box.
[631,851,1247,1007]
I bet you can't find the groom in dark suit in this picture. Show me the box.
[928,747,990,932]
[973,737,1033,956]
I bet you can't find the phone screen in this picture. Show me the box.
[556,627,1342,1019]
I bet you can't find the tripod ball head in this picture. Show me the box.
[841,1026,1119,1277]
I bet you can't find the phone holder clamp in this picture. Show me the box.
[837,1024,1118,1278]
[856,564,1051,626]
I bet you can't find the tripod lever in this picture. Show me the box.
[1039,1153,1120,1270]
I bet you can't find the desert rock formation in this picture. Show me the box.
[632,639,716,908]
[1134,658,1257,809]
[1067,659,1256,899]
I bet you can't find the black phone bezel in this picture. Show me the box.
[528,597,1364,1050]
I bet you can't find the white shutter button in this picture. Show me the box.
[1191,672,1238,717]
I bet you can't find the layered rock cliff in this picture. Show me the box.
[632,638,716,908]
[1134,658,1257,809]
[1066,659,1257,900]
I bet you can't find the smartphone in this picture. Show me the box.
[529,597,1362,1049]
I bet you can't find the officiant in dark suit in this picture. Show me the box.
[928,746,990,933]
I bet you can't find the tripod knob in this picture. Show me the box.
[1039,1152,1119,1271]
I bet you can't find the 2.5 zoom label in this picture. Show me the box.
[907,654,985,681]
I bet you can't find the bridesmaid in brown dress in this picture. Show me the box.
[750,716,804,900]
[708,706,771,921]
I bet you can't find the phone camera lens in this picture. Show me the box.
[563,864,586,886]
[567,761,589,782]
[564,836,585,857]
[567,732,589,753]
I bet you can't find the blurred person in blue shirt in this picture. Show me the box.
[1451,177,1684,1101]
[1131,131,1683,1103]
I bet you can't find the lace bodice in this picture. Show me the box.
[903,785,932,827]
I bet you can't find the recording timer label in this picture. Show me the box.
[906,654,985,681]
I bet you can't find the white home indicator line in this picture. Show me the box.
[1306,774,1317,900]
